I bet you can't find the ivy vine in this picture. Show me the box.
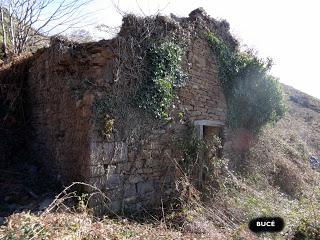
[207,32,286,131]
[135,41,187,120]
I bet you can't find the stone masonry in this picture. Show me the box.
[0,9,229,213]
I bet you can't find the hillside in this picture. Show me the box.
[214,83,320,239]
[0,84,319,240]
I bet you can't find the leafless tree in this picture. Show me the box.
[0,3,8,58]
[8,1,15,50]
[0,0,95,55]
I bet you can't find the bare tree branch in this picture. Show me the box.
[2,0,95,54]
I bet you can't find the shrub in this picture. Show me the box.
[208,32,286,131]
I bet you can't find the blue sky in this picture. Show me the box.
[84,0,320,99]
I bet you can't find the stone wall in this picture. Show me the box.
[0,57,33,168]
[27,40,115,185]
[88,125,182,213]
[179,37,226,122]
[0,10,229,214]
[86,36,226,213]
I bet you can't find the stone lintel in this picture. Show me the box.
[193,120,224,139]
[194,119,225,127]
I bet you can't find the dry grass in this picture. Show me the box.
[0,181,230,240]
[0,211,231,240]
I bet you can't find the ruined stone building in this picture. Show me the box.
[0,9,236,213]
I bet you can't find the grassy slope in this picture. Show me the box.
[1,84,320,240]
[241,83,320,196]
[219,84,320,239]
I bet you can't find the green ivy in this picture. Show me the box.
[207,32,286,131]
[135,41,187,119]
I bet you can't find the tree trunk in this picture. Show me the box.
[0,6,7,59]
[9,4,15,53]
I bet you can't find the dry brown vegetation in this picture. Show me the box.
[0,212,225,240]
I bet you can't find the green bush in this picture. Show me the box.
[135,41,187,119]
[228,72,286,130]
[208,32,286,131]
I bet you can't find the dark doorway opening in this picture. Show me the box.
[193,120,225,190]
[203,125,223,159]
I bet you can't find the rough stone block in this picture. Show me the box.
[89,177,106,189]
[105,174,121,190]
[129,175,144,184]
[90,164,105,177]
[123,184,137,198]
[137,181,154,195]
